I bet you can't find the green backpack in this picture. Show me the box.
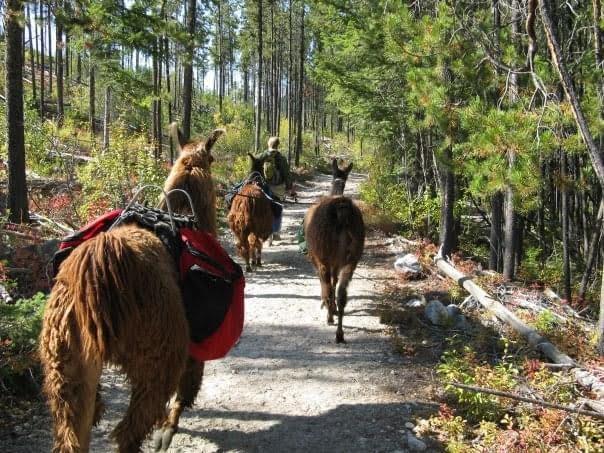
[263,153,281,185]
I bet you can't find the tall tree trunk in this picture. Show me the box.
[287,0,293,157]
[535,0,604,352]
[489,191,504,271]
[182,0,196,141]
[6,0,29,223]
[579,201,604,300]
[39,0,45,116]
[47,8,52,99]
[26,3,36,103]
[254,0,263,153]
[56,1,64,126]
[218,0,224,115]
[103,86,111,152]
[503,160,516,281]
[439,146,455,257]
[561,152,572,301]
[294,3,305,166]
[89,62,95,137]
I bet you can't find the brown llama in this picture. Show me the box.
[304,159,365,343]
[228,154,273,272]
[39,124,225,453]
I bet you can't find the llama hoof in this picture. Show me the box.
[255,261,262,267]
[327,318,335,325]
[152,426,177,452]
[336,330,345,343]
[245,265,253,273]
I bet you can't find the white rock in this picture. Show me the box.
[424,300,449,326]
[394,254,422,274]
[405,422,415,429]
[407,432,427,451]
[406,298,425,308]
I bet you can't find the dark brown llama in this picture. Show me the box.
[304,159,365,343]
[228,153,273,272]
[39,125,225,453]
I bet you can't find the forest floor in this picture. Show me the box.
[3,173,445,452]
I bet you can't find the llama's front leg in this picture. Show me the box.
[153,358,204,452]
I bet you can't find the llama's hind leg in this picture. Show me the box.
[240,232,252,272]
[318,265,335,324]
[335,265,355,343]
[112,371,178,453]
[254,238,263,267]
[153,358,204,452]
[41,343,102,453]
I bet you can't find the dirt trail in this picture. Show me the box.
[5,173,439,452]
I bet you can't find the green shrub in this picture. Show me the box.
[77,123,168,220]
[0,293,47,392]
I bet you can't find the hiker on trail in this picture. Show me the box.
[256,137,293,201]
[250,137,294,241]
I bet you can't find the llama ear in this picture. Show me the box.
[169,122,186,154]
[345,162,353,174]
[204,128,226,152]
[248,152,256,161]
[331,158,339,173]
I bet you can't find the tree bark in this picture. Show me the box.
[438,146,455,257]
[55,0,64,126]
[578,201,604,301]
[6,0,30,223]
[489,191,504,271]
[537,0,604,354]
[254,0,263,153]
[294,2,305,166]
[561,152,572,301]
[182,0,196,141]
[102,86,111,152]
[89,62,95,137]
[26,3,36,103]
[39,0,45,116]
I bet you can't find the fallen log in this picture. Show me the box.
[446,382,604,420]
[435,253,604,399]
[435,254,575,365]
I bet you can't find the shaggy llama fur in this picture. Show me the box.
[39,124,225,453]
[304,159,365,343]
[228,166,273,272]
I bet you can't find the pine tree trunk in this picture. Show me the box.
[579,201,604,301]
[103,86,111,152]
[537,0,604,352]
[560,152,572,301]
[39,0,45,116]
[254,0,263,153]
[439,146,455,257]
[503,173,516,281]
[294,2,305,166]
[89,62,96,137]
[26,3,36,103]
[6,0,29,223]
[55,2,64,126]
[182,0,196,141]
[47,10,52,99]
[489,191,504,271]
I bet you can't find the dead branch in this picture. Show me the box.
[447,381,604,420]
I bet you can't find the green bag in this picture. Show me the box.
[263,152,282,185]
[296,225,308,255]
